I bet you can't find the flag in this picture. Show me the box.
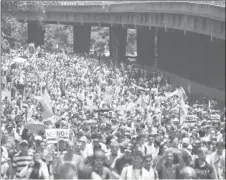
[208,100,211,110]
[33,89,53,120]
[104,94,113,104]
[165,89,179,99]
[187,84,191,94]
[179,87,187,101]
[60,80,66,97]
[32,65,42,81]
[179,93,188,125]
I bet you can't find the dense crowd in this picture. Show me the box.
[1,45,225,180]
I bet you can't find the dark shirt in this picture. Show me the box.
[93,166,111,179]
[192,158,215,179]
[114,156,132,175]
[157,162,180,179]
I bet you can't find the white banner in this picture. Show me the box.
[46,129,69,143]
[210,114,220,121]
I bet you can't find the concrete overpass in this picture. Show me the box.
[11,1,225,95]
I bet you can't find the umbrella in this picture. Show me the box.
[13,57,27,63]
[24,121,49,133]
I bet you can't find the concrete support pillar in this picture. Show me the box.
[73,25,91,53]
[27,21,45,47]
[137,28,155,66]
[109,27,127,67]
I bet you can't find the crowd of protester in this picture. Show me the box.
[1,45,225,180]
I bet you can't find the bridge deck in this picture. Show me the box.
[20,1,225,7]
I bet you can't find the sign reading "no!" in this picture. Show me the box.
[46,129,69,143]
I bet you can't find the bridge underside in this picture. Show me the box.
[157,29,225,91]
[26,20,225,93]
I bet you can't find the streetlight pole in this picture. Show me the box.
[154,27,158,70]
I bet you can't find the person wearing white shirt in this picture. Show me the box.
[1,146,10,179]
[206,142,225,179]
[83,134,108,159]
[145,135,158,160]
[120,151,152,180]
[137,135,147,157]
[143,154,159,180]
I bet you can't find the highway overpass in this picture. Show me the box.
[10,1,225,98]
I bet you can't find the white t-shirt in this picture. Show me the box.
[120,165,152,180]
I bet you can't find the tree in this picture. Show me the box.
[127,29,137,55]
[1,0,48,51]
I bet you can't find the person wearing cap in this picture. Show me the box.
[11,140,33,179]
[105,141,122,169]
[30,135,43,154]
[113,144,133,175]
[181,137,191,151]
[6,122,15,139]
[190,147,216,179]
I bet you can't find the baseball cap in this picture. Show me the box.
[15,136,22,142]
[79,136,88,143]
[124,144,133,153]
[193,140,201,147]
[172,118,179,122]
[182,137,190,145]
[34,135,43,141]
[20,140,28,145]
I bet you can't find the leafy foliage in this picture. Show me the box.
[1,0,47,51]
[1,1,137,55]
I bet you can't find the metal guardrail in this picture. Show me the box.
[19,1,226,7]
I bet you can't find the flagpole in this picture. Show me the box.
[0,1,2,176]
[179,106,181,125]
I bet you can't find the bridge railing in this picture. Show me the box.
[18,1,226,7]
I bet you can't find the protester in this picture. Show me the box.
[120,151,152,179]
[0,45,225,180]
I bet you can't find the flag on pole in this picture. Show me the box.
[60,80,66,97]
[187,84,191,94]
[165,89,179,99]
[33,89,53,120]
[179,88,188,125]
[208,100,211,110]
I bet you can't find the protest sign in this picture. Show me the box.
[2,90,11,101]
[183,114,198,126]
[46,129,69,143]
[210,114,220,121]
